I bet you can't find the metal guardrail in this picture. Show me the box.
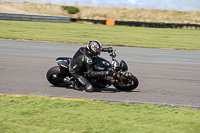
[0,13,70,23]
[1,13,199,29]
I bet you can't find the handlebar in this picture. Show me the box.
[102,47,116,59]
[102,47,113,53]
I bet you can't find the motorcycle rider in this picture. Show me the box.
[69,40,111,92]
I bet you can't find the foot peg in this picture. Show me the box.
[63,77,72,84]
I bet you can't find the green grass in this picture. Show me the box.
[0,95,200,133]
[0,20,200,50]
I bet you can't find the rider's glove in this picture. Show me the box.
[102,47,113,52]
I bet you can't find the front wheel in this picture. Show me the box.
[113,75,139,91]
[46,66,70,87]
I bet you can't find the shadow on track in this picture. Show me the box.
[50,86,141,93]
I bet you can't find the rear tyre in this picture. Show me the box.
[46,66,70,87]
[113,75,139,91]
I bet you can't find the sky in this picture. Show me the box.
[5,0,200,11]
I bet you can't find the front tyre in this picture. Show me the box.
[46,66,70,87]
[113,75,139,91]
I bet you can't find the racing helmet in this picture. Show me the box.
[87,40,102,56]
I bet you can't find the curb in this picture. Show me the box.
[0,94,93,102]
[1,93,200,110]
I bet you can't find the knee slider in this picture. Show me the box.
[85,84,93,92]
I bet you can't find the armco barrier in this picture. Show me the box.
[71,18,200,29]
[1,13,199,29]
[0,13,70,23]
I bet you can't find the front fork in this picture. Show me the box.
[114,70,124,84]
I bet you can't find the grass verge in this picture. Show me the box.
[0,95,200,133]
[0,20,200,50]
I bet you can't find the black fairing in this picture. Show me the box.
[120,60,128,71]
[90,78,110,88]
[56,57,72,75]
[93,56,111,71]
[56,57,72,67]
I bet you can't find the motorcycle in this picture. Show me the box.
[46,47,139,91]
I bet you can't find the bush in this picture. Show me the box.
[61,6,80,14]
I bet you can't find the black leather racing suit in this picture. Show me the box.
[69,47,110,91]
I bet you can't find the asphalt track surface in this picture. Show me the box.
[1,39,200,108]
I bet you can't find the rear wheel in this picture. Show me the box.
[46,66,70,87]
[113,75,139,91]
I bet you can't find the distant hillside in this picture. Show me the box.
[0,1,200,24]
